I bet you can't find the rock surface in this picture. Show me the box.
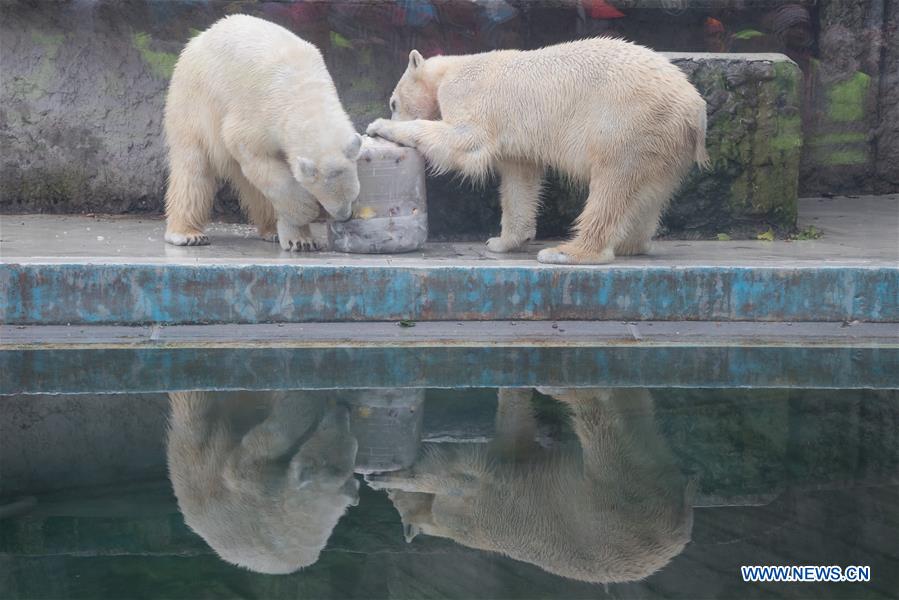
[799,0,895,195]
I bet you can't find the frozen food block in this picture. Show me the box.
[329,136,428,254]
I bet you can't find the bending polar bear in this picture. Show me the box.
[163,15,362,251]
[366,387,695,584]
[166,391,359,574]
[367,39,709,264]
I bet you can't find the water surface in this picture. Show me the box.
[1,348,897,599]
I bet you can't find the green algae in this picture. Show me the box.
[132,32,177,79]
[30,31,65,48]
[826,72,871,123]
[822,149,868,166]
[732,29,765,40]
[17,168,90,206]
[809,132,868,146]
[14,30,66,101]
[330,31,353,49]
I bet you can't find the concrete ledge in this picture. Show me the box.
[3,262,895,324]
[2,321,896,350]
[1,197,896,324]
[3,321,896,392]
[2,343,896,394]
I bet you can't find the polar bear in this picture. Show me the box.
[367,39,709,264]
[366,387,694,583]
[166,391,359,574]
[163,15,362,251]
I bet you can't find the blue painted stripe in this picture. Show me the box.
[1,263,897,324]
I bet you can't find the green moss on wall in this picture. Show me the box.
[809,132,868,146]
[822,149,868,165]
[30,30,65,47]
[12,168,90,208]
[329,31,352,49]
[132,32,177,79]
[13,30,67,101]
[826,72,871,123]
[661,58,800,237]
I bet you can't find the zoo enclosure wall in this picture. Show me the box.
[1,0,896,240]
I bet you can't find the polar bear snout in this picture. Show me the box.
[329,203,354,223]
[302,165,360,223]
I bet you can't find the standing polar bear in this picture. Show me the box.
[163,15,362,251]
[367,39,709,264]
[366,387,695,583]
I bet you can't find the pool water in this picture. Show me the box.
[1,349,897,599]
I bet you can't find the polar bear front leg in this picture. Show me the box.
[367,118,494,181]
[230,148,321,252]
[487,161,542,253]
[366,118,418,148]
[277,219,320,252]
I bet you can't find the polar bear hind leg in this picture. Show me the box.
[537,163,635,265]
[614,167,688,256]
[229,169,279,242]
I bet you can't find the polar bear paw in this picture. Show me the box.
[277,220,320,252]
[365,118,392,139]
[259,229,279,243]
[165,230,209,246]
[537,246,615,265]
[486,236,529,253]
[366,118,412,147]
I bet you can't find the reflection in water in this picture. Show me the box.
[166,391,359,574]
[168,387,693,582]
[368,387,694,583]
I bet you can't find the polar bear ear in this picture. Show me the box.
[408,49,423,71]
[344,134,363,160]
[294,157,318,181]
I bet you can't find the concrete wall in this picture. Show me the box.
[0,393,170,496]
[2,0,893,238]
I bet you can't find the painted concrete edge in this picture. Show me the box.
[1,346,896,394]
[2,263,897,324]
[1,321,896,350]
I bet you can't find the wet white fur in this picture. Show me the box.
[368,39,709,264]
[367,387,695,583]
[166,391,359,574]
[163,15,361,251]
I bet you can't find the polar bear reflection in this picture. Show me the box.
[366,387,695,584]
[166,391,358,574]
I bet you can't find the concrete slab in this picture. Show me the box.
[1,196,897,324]
[2,196,897,266]
[4,320,894,392]
[2,344,895,394]
[2,321,896,350]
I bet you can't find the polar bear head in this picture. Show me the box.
[167,392,360,574]
[292,133,363,222]
[388,50,440,121]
